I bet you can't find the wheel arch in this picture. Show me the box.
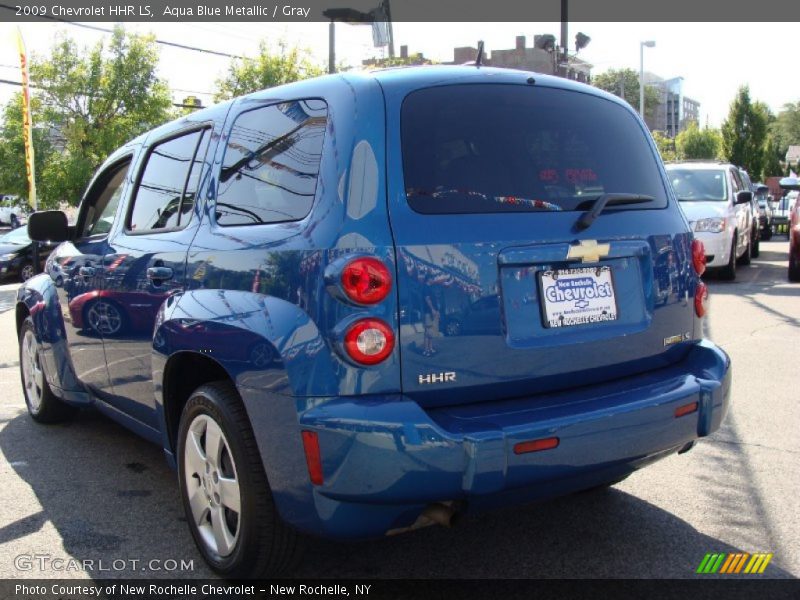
[161,351,235,455]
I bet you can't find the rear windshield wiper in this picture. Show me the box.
[575,193,655,231]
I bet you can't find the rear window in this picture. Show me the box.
[401,84,668,214]
[667,169,727,202]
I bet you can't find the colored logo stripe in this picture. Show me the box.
[697,552,772,574]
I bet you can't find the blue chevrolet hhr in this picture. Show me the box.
[17,66,730,577]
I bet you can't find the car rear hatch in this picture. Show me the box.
[380,73,697,408]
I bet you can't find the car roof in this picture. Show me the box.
[665,162,733,170]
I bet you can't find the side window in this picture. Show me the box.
[128,129,208,232]
[81,160,131,238]
[216,99,328,226]
[730,169,743,194]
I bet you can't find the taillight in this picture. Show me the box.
[344,318,395,365]
[692,239,706,276]
[695,281,708,318]
[341,257,392,305]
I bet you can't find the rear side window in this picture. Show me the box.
[401,85,668,214]
[215,99,328,226]
[128,128,210,232]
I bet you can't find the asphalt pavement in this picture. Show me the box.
[0,240,797,580]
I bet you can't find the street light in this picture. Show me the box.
[639,40,655,119]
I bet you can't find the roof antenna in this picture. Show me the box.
[475,40,485,67]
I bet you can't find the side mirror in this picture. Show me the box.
[735,190,753,205]
[779,177,800,191]
[27,211,70,243]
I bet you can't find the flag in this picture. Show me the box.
[16,28,37,211]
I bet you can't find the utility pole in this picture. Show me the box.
[383,0,395,59]
[560,0,568,77]
[328,20,335,74]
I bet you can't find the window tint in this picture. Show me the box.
[82,161,131,237]
[216,99,327,226]
[667,169,727,201]
[401,85,667,214]
[129,129,207,232]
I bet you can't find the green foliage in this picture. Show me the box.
[362,54,436,69]
[592,68,660,121]
[651,130,677,161]
[770,101,800,159]
[0,27,172,208]
[762,135,783,179]
[215,41,324,101]
[675,121,721,160]
[720,86,769,181]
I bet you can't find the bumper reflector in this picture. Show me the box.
[513,437,559,455]
[301,430,324,485]
[675,401,699,418]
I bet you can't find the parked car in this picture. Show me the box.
[774,191,798,237]
[780,177,800,281]
[0,226,56,281]
[753,183,773,240]
[17,66,731,578]
[0,195,29,228]
[665,161,755,280]
[738,169,761,257]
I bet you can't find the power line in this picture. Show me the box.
[0,3,247,59]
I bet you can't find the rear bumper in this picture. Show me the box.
[278,340,730,539]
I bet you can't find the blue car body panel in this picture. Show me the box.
[16,66,731,540]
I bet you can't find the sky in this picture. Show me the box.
[0,20,797,128]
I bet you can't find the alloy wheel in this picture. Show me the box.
[86,301,122,335]
[21,329,44,413]
[184,414,241,557]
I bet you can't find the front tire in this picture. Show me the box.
[719,235,737,280]
[177,382,302,578]
[20,262,35,282]
[19,318,76,424]
[10,214,19,229]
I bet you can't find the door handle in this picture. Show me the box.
[147,266,173,282]
[78,266,95,278]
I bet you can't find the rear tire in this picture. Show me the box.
[10,214,19,229]
[737,232,751,265]
[19,318,77,424]
[719,236,737,280]
[762,225,773,241]
[751,228,760,258]
[177,381,303,578]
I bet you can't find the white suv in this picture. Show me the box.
[665,162,754,280]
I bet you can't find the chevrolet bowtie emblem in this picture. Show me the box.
[566,240,611,263]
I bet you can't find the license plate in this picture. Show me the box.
[539,266,618,328]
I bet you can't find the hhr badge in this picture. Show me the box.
[419,372,456,385]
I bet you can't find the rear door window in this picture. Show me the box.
[401,84,668,214]
[128,128,209,232]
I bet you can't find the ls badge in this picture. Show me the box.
[664,332,691,347]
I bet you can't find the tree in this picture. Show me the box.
[675,121,721,160]
[592,68,661,121]
[215,41,324,101]
[770,101,800,159]
[720,86,769,181]
[762,135,783,179]
[0,27,173,208]
[651,130,677,161]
